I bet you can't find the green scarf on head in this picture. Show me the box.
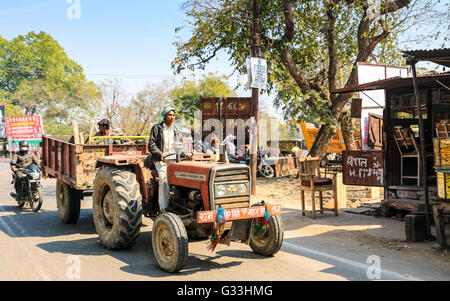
[159,107,176,124]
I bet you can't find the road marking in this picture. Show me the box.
[282,241,423,281]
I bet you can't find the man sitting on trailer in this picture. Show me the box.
[148,107,191,212]
[10,141,40,202]
[92,119,114,144]
[95,119,111,137]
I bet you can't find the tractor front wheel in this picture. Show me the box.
[249,214,284,256]
[152,213,188,273]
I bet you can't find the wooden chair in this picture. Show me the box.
[298,156,338,219]
[393,126,420,186]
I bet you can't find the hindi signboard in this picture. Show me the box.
[248,57,267,90]
[5,115,44,152]
[342,150,384,187]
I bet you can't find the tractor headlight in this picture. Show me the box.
[216,185,226,196]
[215,183,249,197]
[237,184,248,194]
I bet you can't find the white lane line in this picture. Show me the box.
[282,241,423,281]
[0,208,51,281]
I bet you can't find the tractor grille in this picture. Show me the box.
[213,168,250,210]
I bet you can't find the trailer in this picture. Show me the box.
[41,135,149,223]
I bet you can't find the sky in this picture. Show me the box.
[0,0,283,115]
[0,0,448,116]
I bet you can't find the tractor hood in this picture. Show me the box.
[167,161,246,188]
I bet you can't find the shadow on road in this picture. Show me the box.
[36,230,245,278]
[0,205,96,238]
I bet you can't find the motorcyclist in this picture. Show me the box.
[10,141,40,201]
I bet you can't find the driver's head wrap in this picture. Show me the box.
[159,107,176,124]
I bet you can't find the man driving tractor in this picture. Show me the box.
[148,107,191,212]
[10,141,40,202]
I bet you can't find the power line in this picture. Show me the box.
[86,73,197,79]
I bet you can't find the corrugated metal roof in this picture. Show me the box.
[330,73,450,94]
[402,48,450,68]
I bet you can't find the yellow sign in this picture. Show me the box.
[289,121,360,154]
[437,172,450,199]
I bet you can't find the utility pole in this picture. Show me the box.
[250,0,261,195]
[409,60,433,240]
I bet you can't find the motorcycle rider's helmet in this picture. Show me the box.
[19,141,29,153]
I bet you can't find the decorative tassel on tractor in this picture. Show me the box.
[252,201,271,238]
[207,205,226,252]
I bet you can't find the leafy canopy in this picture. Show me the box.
[172,0,447,156]
[0,31,100,134]
[170,72,237,125]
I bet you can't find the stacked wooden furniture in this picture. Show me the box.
[432,120,450,249]
[393,126,421,186]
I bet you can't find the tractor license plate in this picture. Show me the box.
[197,205,282,224]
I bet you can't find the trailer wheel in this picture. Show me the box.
[92,166,143,250]
[56,180,81,224]
[249,213,284,256]
[152,213,188,273]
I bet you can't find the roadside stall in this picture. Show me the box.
[331,49,450,247]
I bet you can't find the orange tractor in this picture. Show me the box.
[42,136,284,273]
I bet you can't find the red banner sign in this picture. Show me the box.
[5,115,44,152]
[197,205,282,224]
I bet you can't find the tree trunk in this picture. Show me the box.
[309,125,336,158]
[340,110,357,151]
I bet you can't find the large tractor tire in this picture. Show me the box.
[249,213,284,256]
[56,180,81,224]
[152,213,188,273]
[92,166,143,250]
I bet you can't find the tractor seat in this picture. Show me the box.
[144,153,159,177]
[302,178,333,187]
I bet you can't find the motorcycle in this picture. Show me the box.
[229,151,275,178]
[10,164,44,212]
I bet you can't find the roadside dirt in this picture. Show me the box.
[251,176,450,264]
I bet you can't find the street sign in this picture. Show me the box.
[248,57,267,89]
[342,150,384,187]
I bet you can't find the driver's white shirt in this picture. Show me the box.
[162,122,175,154]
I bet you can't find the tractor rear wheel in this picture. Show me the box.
[92,166,143,250]
[249,214,284,256]
[152,213,188,273]
[56,180,81,224]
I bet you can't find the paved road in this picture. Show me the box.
[0,159,448,281]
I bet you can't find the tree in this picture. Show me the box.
[98,79,127,125]
[173,0,449,158]
[115,80,175,135]
[169,73,237,125]
[0,31,100,134]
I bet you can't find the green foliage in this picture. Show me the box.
[173,0,446,128]
[170,73,237,124]
[0,31,100,134]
